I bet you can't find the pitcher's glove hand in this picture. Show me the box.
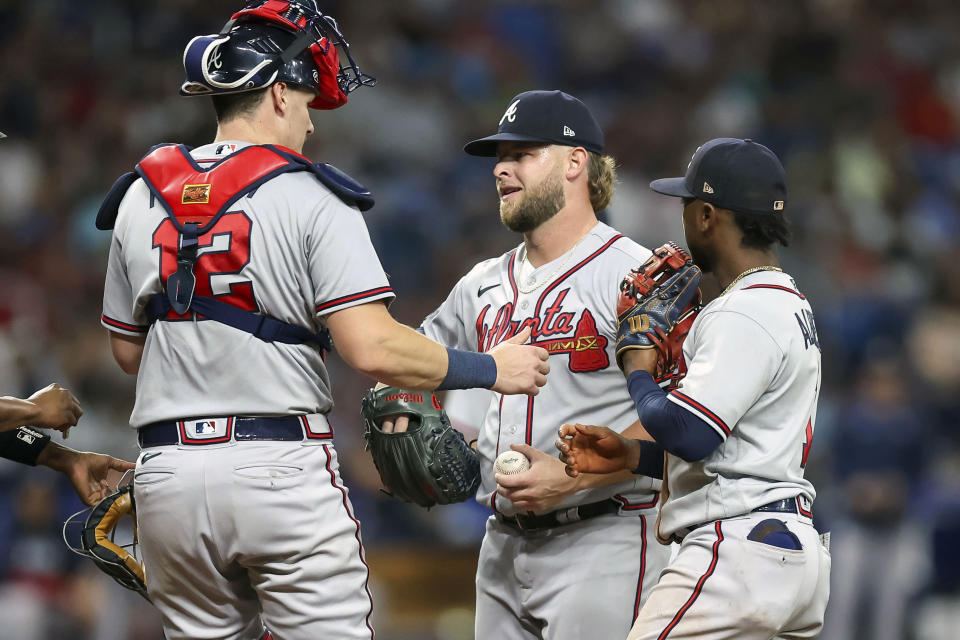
[616,242,703,380]
[362,385,480,508]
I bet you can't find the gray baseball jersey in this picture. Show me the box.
[102,141,394,427]
[659,269,820,538]
[422,221,671,637]
[628,268,830,640]
[421,221,661,515]
[103,140,390,639]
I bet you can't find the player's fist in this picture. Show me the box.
[489,327,550,396]
[27,383,83,434]
[556,423,637,477]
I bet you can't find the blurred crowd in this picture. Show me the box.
[2,0,960,638]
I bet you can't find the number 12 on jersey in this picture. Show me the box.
[152,211,257,320]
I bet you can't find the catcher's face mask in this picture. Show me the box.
[180,0,376,110]
[63,479,150,601]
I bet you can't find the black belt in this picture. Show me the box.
[139,416,306,447]
[495,499,622,534]
[672,497,810,543]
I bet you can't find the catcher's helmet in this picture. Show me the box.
[180,0,375,110]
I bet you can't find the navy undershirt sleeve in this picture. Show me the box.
[627,370,724,462]
[631,439,665,478]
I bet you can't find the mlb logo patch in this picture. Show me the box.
[184,418,229,442]
[182,183,211,204]
[16,426,42,444]
[195,421,217,435]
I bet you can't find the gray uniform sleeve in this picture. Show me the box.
[101,227,149,336]
[309,196,395,318]
[667,310,783,439]
[420,276,473,351]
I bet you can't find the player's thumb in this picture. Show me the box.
[510,443,540,459]
[506,326,532,344]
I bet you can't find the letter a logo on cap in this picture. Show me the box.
[499,100,520,126]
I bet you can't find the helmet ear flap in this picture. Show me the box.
[181,35,221,95]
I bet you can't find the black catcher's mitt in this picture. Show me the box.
[362,385,480,508]
[65,482,149,601]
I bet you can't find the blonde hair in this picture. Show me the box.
[587,152,617,212]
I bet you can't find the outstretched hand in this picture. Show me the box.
[37,443,136,506]
[494,443,578,513]
[556,423,637,477]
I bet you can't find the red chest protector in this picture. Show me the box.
[96,143,375,352]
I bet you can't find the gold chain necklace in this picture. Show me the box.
[517,235,589,294]
[720,265,782,297]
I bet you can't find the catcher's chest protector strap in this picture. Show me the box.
[95,143,374,352]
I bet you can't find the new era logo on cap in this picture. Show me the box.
[774,201,784,210]
[702,182,714,194]
[563,126,575,137]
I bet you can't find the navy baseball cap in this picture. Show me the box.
[650,138,787,214]
[464,90,604,157]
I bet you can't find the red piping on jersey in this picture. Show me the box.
[506,249,519,308]
[323,444,376,638]
[524,396,535,445]
[491,250,521,513]
[657,521,724,640]
[101,314,150,334]
[633,514,647,621]
[742,284,805,299]
[315,286,394,313]
[669,391,731,436]
[613,492,660,510]
[533,234,624,318]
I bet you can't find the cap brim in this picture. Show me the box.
[463,133,557,157]
[649,177,694,198]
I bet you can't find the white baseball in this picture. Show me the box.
[494,450,530,475]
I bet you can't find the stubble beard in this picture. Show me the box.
[499,172,566,233]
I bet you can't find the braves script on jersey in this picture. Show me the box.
[422,222,660,514]
[423,222,672,638]
[102,141,394,427]
[658,269,820,539]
